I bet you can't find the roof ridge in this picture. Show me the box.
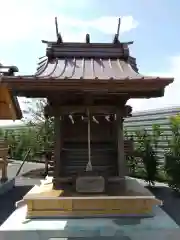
[46,42,130,61]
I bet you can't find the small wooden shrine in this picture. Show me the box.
[0,18,174,218]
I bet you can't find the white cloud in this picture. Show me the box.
[0,0,138,126]
[127,55,179,112]
[88,16,138,35]
[0,0,138,43]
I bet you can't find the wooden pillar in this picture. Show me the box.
[44,153,49,176]
[1,162,8,182]
[0,144,8,182]
[116,108,126,179]
[53,115,61,188]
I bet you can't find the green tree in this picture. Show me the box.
[23,98,54,161]
[134,124,162,186]
[165,114,180,193]
[0,128,4,137]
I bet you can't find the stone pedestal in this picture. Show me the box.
[76,176,105,193]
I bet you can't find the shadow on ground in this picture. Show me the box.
[0,185,32,225]
[22,168,46,178]
[148,186,180,226]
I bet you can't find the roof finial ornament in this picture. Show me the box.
[55,17,63,44]
[86,33,90,43]
[113,17,121,44]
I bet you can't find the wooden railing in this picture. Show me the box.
[0,140,9,182]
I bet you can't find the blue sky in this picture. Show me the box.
[0,0,179,125]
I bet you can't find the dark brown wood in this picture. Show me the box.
[116,108,126,178]
[86,34,90,43]
[47,94,127,107]
[113,17,121,44]
[46,46,128,58]
[2,77,173,97]
[55,17,63,44]
[44,104,132,117]
[53,116,62,186]
[42,41,133,47]
[45,41,129,56]
[45,105,116,115]
[48,139,134,181]
[12,89,165,99]
[60,116,118,177]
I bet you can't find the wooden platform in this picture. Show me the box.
[23,177,162,218]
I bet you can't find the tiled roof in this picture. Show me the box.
[32,40,142,80]
[0,40,174,98]
[35,56,140,80]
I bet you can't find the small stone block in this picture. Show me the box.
[76,176,105,193]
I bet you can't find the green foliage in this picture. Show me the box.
[165,115,180,192]
[133,125,162,186]
[23,98,54,158]
[124,134,139,175]
[0,99,54,161]
[0,128,4,137]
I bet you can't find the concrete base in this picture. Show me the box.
[0,178,15,196]
[0,205,180,240]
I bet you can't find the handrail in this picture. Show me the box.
[15,148,31,177]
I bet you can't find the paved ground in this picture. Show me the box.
[5,160,44,178]
[0,160,42,225]
[0,161,180,228]
[0,185,31,225]
[151,186,180,226]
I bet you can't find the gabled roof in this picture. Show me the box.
[35,39,138,79]
[0,18,174,98]
[35,55,139,80]
[0,65,22,120]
